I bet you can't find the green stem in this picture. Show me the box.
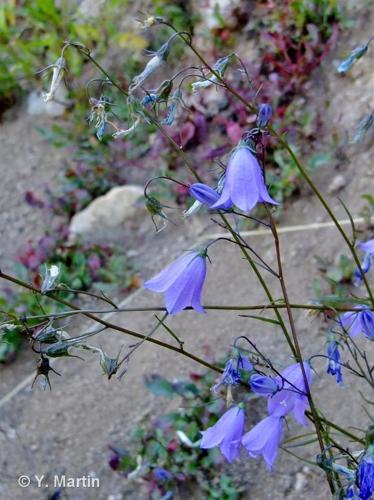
[268,210,334,493]
[220,214,297,357]
[308,412,364,444]
[167,27,374,309]
[275,135,374,309]
[0,271,222,375]
[17,303,372,321]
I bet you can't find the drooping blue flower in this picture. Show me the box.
[211,145,278,213]
[359,445,374,500]
[267,362,311,426]
[153,467,173,482]
[354,238,374,286]
[144,250,207,315]
[141,93,158,106]
[362,311,374,341]
[241,416,283,470]
[345,484,360,499]
[189,183,232,210]
[326,340,343,384]
[237,352,253,372]
[339,307,374,340]
[200,406,245,463]
[257,104,273,129]
[250,374,280,395]
[217,359,241,387]
[213,354,253,392]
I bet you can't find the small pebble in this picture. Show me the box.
[328,174,347,194]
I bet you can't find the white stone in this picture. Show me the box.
[328,174,347,194]
[69,185,145,238]
[202,0,244,30]
[27,86,67,117]
[77,0,106,18]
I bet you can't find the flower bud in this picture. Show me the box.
[189,183,220,207]
[256,104,273,128]
[250,374,280,395]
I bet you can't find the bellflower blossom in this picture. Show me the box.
[153,467,173,482]
[256,104,273,129]
[267,362,311,426]
[339,307,374,340]
[144,250,207,315]
[326,340,343,384]
[354,239,374,286]
[359,444,374,500]
[213,353,253,392]
[241,416,283,470]
[250,374,280,396]
[211,145,278,213]
[186,176,228,217]
[200,405,245,463]
[189,183,232,210]
[345,484,360,499]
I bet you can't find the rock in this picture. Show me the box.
[294,471,308,491]
[328,174,347,194]
[197,0,245,30]
[77,0,106,18]
[26,86,67,117]
[69,185,145,240]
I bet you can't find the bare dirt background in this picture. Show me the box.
[0,2,373,499]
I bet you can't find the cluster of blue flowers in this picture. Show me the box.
[199,361,311,469]
[144,140,277,315]
[142,117,374,488]
[323,306,374,387]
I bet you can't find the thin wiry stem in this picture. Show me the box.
[162,24,374,310]
[267,209,333,491]
[15,303,373,322]
[219,213,297,357]
[0,270,222,375]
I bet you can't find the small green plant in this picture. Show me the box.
[313,253,356,308]
[0,230,138,363]
[267,145,331,204]
[109,370,243,499]
[0,0,138,112]
[0,288,58,363]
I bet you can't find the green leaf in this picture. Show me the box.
[239,314,281,326]
[0,327,22,363]
[144,374,175,398]
[307,152,332,170]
